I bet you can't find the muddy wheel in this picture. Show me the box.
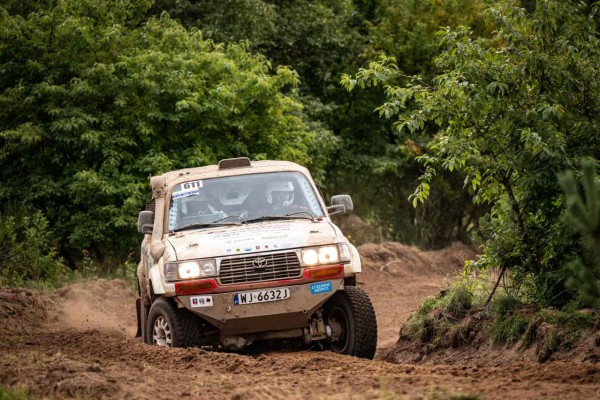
[324,286,377,359]
[145,298,199,348]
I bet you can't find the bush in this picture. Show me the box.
[0,210,71,288]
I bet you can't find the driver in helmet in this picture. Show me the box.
[267,181,294,210]
[266,181,307,215]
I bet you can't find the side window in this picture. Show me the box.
[168,201,179,231]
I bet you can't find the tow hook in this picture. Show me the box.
[304,311,329,342]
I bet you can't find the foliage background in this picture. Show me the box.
[1,0,599,306]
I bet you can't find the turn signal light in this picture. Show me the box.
[307,266,343,280]
[175,279,216,295]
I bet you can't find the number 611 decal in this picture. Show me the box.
[172,180,204,199]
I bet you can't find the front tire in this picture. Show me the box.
[145,298,199,348]
[324,286,377,359]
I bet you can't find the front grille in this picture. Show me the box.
[219,252,302,285]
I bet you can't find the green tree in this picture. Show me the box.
[328,0,494,247]
[559,159,600,303]
[148,0,365,100]
[148,0,494,248]
[0,0,333,269]
[343,0,600,304]
[366,0,491,77]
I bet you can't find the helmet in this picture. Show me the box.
[266,181,294,205]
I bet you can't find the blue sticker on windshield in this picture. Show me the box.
[310,281,332,295]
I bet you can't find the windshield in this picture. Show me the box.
[167,172,325,232]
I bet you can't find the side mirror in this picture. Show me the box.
[327,195,353,216]
[137,211,154,234]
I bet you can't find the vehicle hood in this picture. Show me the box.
[167,219,339,260]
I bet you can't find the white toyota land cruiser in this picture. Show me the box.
[135,157,377,358]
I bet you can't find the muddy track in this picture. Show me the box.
[2,243,600,399]
[5,326,600,399]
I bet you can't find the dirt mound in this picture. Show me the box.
[358,241,477,276]
[0,288,48,333]
[381,304,600,368]
[43,357,119,398]
[356,242,478,349]
[334,214,381,245]
[50,279,137,337]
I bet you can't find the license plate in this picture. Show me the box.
[233,287,290,305]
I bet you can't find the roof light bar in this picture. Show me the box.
[218,157,252,170]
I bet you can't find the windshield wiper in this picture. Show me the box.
[246,211,318,223]
[216,214,247,224]
[172,215,245,232]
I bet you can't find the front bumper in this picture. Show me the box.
[177,268,344,335]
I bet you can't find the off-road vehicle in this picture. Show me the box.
[135,157,377,358]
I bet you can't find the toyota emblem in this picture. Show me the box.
[252,257,269,271]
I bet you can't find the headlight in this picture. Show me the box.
[301,246,340,266]
[178,262,200,279]
[165,259,217,282]
[302,249,319,265]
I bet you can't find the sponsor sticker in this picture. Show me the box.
[172,180,203,199]
[310,281,333,295]
[190,296,213,308]
[172,189,198,199]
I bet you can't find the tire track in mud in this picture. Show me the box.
[5,325,600,399]
[3,244,600,399]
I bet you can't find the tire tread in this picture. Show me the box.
[343,286,378,359]
[147,298,202,348]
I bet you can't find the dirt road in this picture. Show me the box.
[2,243,600,399]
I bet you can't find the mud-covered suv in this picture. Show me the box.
[135,158,377,358]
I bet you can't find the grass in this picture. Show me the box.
[544,329,559,354]
[371,385,483,400]
[446,286,473,320]
[417,296,440,316]
[400,279,597,360]
[0,386,32,400]
[538,309,594,330]
[520,320,538,348]
[401,285,474,344]
[492,295,522,319]
[426,388,483,400]
[490,314,528,345]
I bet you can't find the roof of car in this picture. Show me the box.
[154,159,310,188]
